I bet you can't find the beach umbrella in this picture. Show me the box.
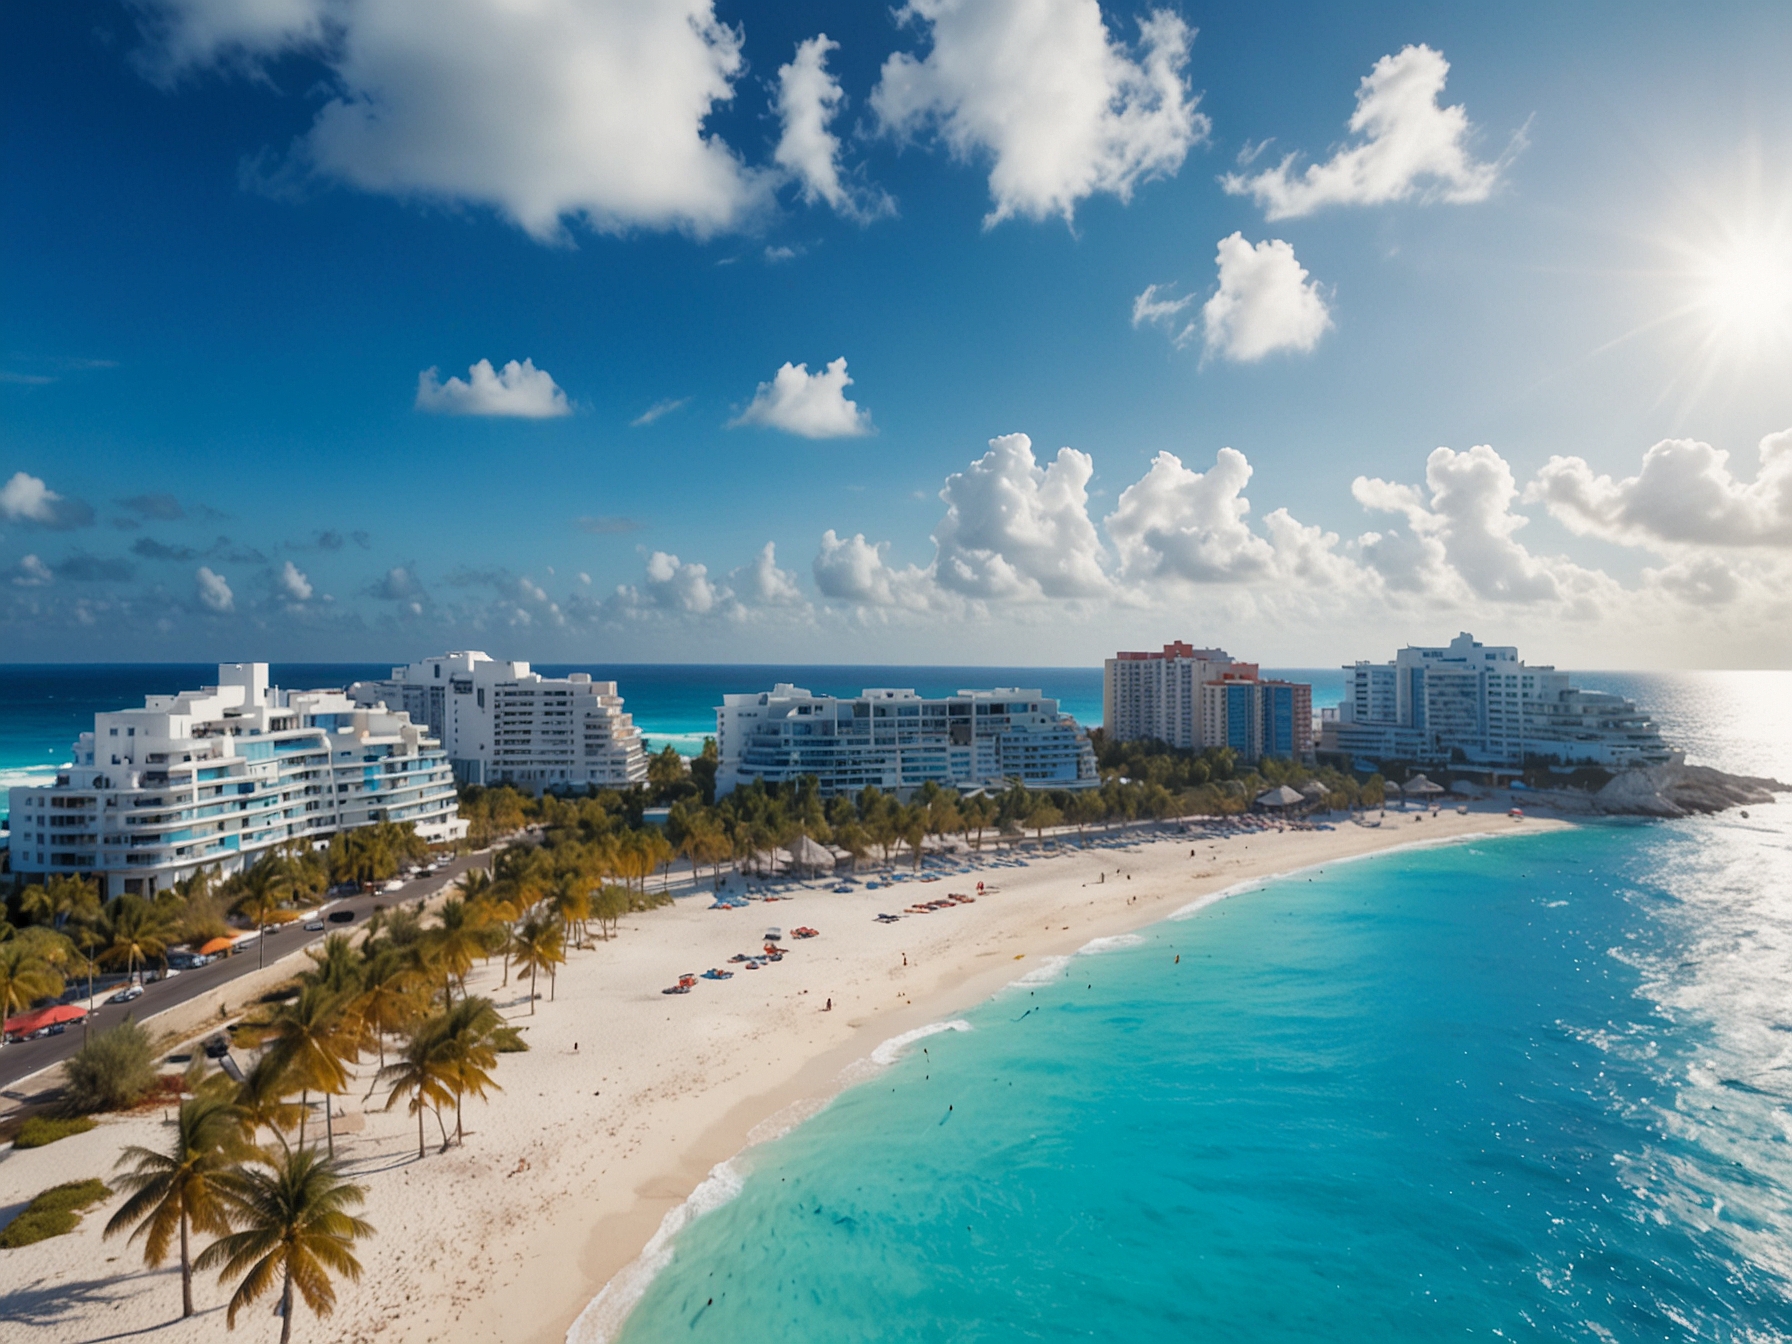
[4,1002,87,1037]
[1298,779,1328,798]
[1255,785,1306,809]
[784,835,835,875]
[1403,773,1446,796]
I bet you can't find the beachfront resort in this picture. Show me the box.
[715,684,1099,797]
[7,663,463,899]
[1323,632,1673,770]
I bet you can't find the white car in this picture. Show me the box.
[108,984,145,1004]
[304,920,326,932]
[382,879,405,892]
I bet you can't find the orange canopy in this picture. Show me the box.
[4,1003,87,1035]
[198,936,236,955]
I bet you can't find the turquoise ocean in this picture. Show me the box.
[583,671,1792,1343]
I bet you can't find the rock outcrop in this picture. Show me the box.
[1588,762,1788,818]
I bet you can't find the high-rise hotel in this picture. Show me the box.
[351,651,648,792]
[1326,632,1671,769]
[716,685,1098,797]
[7,663,464,899]
[1103,642,1313,763]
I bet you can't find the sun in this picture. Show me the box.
[1688,227,1792,358]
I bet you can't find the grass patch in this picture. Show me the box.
[0,1179,110,1249]
[12,1116,97,1149]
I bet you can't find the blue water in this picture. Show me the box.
[600,672,1792,1344]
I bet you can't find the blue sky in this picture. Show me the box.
[3,0,1790,668]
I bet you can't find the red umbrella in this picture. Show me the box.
[4,1002,88,1037]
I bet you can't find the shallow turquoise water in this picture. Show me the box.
[606,817,1792,1342]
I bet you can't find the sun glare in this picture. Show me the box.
[1690,229,1792,355]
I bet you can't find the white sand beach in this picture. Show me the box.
[0,808,1567,1344]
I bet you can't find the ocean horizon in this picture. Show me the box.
[0,663,1766,810]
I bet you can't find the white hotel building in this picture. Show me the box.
[716,685,1098,797]
[1326,632,1671,770]
[352,651,647,793]
[6,663,464,899]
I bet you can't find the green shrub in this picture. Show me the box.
[13,1115,96,1149]
[0,1178,110,1249]
[492,1025,530,1053]
[62,1018,156,1114]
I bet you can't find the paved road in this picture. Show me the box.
[0,851,492,1098]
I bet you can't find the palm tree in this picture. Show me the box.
[105,1075,252,1319]
[197,1147,373,1344]
[422,898,489,1004]
[261,986,357,1156]
[378,1020,458,1158]
[98,894,178,987]
[348,946,424,1088]
[510,913,565,1012]
[0,935,66,1040]
[432,996,505,1144]
[546,873,591,953]
[236,1053,307,1148]
[303,933,363,996]
[233,856,294,970]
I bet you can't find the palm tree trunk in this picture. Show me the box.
[417,1103,426,1160]
[299,1089,308,1147]
[326,1092,335,1158]
[456,1089,464,1143]
[280,1265,294,1344]
[529,964,537,1014]
[180,1210,193,1317]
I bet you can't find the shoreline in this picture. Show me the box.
[552,813,1574,1344]
[0,809,1572,1344]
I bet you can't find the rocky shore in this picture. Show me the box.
[1523,761,1791,819]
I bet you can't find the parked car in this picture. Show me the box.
[203,1035,231,1058]
[382,879,405,892]
[303,920,326,932]
[327,909,357,924]
[108,984,144,1004]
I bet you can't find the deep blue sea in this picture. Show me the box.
[577,670,1792,1344]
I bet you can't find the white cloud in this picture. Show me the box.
[729,357,873,438]
[812,530,940,609]
[622,551,718,615]
[129,0,328,83]
[630,397,689,428]
[372,566,422,601]
[1130,282,1197,339]
[932,434,1110,599]
[729,542,806,607]
[0,471,94,529]
[1223,44,1512,220]
[278,559,313,601]
[416,358,571,418]
[872,0,1206,226]
[133,0,769,240]
[1200,233,1332,361]
[1527,428,1792,548]
[11,554,53,587]
[195,565,234,612]
[774,35,892,222]
[1354,446,1595,604]
[1106,447,1275,582]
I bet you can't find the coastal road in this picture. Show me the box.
[0,851,493,1098]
